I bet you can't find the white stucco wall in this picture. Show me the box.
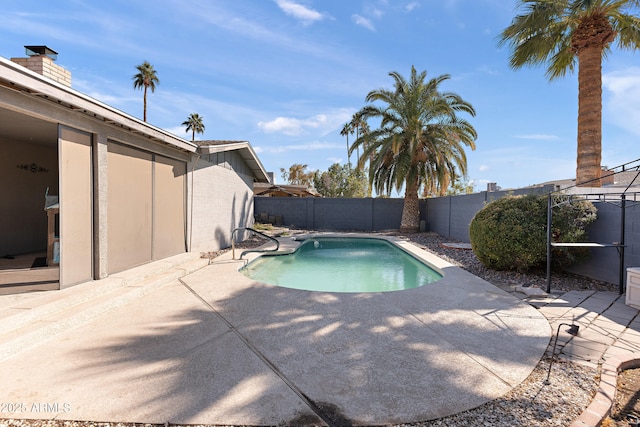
[188,152,255,253]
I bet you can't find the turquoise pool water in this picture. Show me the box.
[240,237,442,293]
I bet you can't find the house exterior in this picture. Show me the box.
[0,47,269,292]
[528,166,640,193]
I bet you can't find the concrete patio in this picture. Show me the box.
[0,236,636,426]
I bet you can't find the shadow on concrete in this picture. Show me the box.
[52,261,550,425]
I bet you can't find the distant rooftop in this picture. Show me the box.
[532,169,640,192]
[196,139,248,147]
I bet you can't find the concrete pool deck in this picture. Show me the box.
[0,236,551,425]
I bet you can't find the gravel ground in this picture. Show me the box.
[397,231,618,294]
[606,367,640,426]
[0,231,615,427]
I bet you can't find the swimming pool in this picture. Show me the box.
[240,236,443,293]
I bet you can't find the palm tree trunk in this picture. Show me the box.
[400,180,420,231]
[576,45,603,187]
[143,86,148,122]
[346,134,350,169]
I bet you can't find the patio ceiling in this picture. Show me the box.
[0,106,57,148]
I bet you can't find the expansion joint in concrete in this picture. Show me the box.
[178,277,341,427]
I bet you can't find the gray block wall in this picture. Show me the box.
[254,197,403,231]
[566,200,640,285]
[426,186,553,241]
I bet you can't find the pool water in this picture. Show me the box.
[240,237,442,293]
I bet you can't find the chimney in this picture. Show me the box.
[11,46,72,87]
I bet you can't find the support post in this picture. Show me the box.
[546,193,553,293]
[620,194,626,295]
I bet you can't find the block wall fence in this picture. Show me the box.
[254,186,640,286]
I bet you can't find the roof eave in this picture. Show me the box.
[198,141,270,183]
[0,56,197,154]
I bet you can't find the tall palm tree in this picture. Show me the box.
[499,0,640,187]
[340,122,353,169]
[351,66,477,231]
[349,113,370,163]
[349,115,375,196]
[132,61,159,122]
[182,113,206,142]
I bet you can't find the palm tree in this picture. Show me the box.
[349,115,375,196]
[498,0,640,187]
[349,113,370,163]
[351,66,477,231]
[182,113,206,142]
[132,61,160,122]
[340,122,353,169]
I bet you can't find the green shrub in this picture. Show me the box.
[469,194,597,272]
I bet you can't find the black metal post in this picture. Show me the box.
[546,193,553,293]
[544,322,580,385]
[620,194,626,295]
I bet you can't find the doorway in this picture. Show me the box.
[0,109,60,294]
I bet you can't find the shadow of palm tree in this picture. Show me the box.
[56,259,551,425]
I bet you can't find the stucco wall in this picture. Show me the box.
[189,151,255,252]
[0,138,58,256]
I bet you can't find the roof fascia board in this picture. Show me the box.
[0,56,197,153]
[199,141,270,183]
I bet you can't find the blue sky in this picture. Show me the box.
[2,0,639,191]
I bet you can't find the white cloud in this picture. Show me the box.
[514,134,560,140]
[255,141,343,153]
[274,0,325,24]
[352,14,376,31]
[405,2,420,12]
[603,67,640,136]
[258,117,314,136]
[369,8,384,19]
[479,165,489,172]
[257,109,353,136]
[477,65,500,76]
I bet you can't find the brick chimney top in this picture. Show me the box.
[25,45,58,60]
[11,45,71,87]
